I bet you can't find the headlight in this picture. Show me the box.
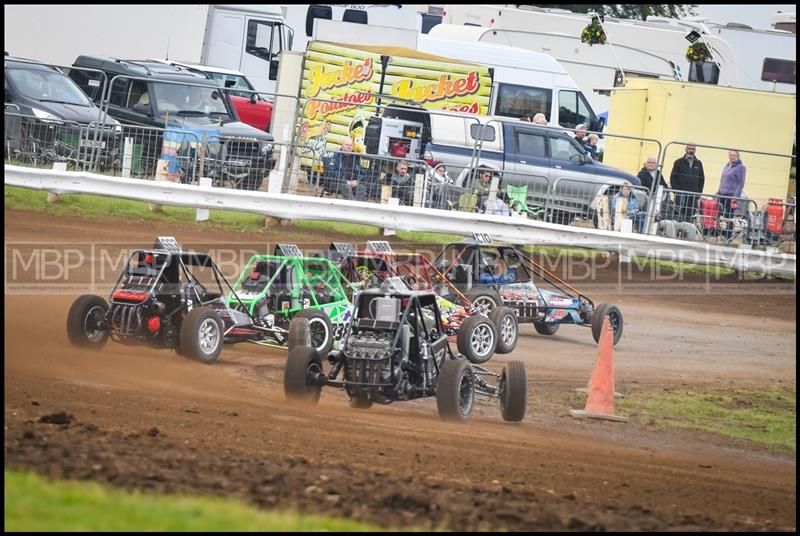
[31,107,62,123]
[260,142,273,155]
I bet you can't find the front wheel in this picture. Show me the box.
[591,303,623,345]
[436,358,475,423]
[348,394,373,409]
[500,361,528,422]
[179,307,224,364]
[489,306,518,354]
[463,288,502,315]
[284,346,324,405]
[533,321,560,336]
[66,295,109,349]
[292,309,334,355]
[287,317,311,350]
[457,315,496,364]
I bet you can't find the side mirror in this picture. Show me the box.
[250,92,258,105]
[470,123,496,142]
[132,103,150,115]
[269,59,279,81]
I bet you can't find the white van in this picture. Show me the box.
[417,35,605,132]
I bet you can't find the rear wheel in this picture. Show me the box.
[489,306,518,354]
[533,321,560,336]
[457,315,496,364]
[179,307,224,364]
[463,288,503,315]
[436,359,475,422]
[287,317,311,350]
[500,361,528,422]
[66,295,109,349]
[591,303,623,345]
[284,346,323,405]
[292,308,334,355]
[348,395,373,409]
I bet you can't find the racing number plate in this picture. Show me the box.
[276,243,303,257]
[79,139,106,149]
[366,240,393,253]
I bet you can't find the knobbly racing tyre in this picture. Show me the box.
[179,307,224,364]
[284,346,324,405]
[463,288,503,315]
[436,358,476,422]
[500,361,528,422]
[591,303,623,345]
[287,317,311,350]
[348,394,373,410]
[292,309,334,355]
[457,315,497,364]
[489,306,518,354]
[533,321,560,336]
[66,294,110,349]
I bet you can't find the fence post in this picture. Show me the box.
[47,162,67,203]
[195,177,211,222]
[149,159,169,213]
[121,137,134,178]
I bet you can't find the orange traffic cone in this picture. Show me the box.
[570,315,628,422]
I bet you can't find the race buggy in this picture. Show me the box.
[65,237,292,363]
[433,234,624,345]
[318,241,518,364]
[227,244,354,354]
[284,284,528,423]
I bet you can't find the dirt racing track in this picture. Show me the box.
[4,210,797,531]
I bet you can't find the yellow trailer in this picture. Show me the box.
[602,78,795,207]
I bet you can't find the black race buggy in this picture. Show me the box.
[284,284,528,422]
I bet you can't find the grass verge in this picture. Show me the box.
[617,385,796,452]
[630,257,737,277]
[4,470,389,531]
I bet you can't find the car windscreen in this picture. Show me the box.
[151,82,230,119]
[7,66,92,106]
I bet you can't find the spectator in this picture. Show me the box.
[485,191,511,216]
[612,181,647,233]
[716,149,747,237]
[586,133,600,159]
[390,159,414,206]
[473,167,494,209]
[327,138,366,201]
[573,124,593,154]
[532,113,548,126]
[521,113,534,122]
[426,160,456,209]
[669,144,705,222]
[636,155,669,193]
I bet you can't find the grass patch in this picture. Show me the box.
[618,385,796,452]
[4,470,391,532]
[523,245,607,261]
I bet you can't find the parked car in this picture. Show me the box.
[4,55,121,170]
[365,106,641,222]
[69,56,274,189]
[150,60,273,132]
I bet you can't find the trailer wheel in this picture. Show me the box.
[292,309,334,355]
[591,303,623,345]
[489,306,518,354]
[500,361,528,422]
[457,315,496,364]
[284,346,323,405]
[179,307,224,364]
[533,321,560,336]
[66,295,109,349]
[437,358,475,422]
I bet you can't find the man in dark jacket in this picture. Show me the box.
[326,138,366,201]
[669,144,705,222]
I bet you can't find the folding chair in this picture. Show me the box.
[506,184,543,218]
[457,191,478,212]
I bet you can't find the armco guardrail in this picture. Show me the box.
[5,165,795,277]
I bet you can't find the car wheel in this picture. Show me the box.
[66,295,109,349]
[348,395,373,410]
[292,309,334,355]
[457,315,496,364]
[489,306,518,354]
[463,288,502,315]
[591,303,623,345]
[284,346,323,405]
[500,361,528,422]
[436,358,475,423]
[533,321,560,336]
[179,307,224,364]
[287,317,311,350]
